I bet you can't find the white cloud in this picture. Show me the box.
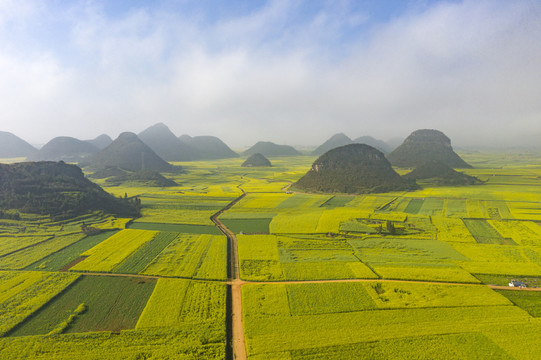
[0,0,540,148]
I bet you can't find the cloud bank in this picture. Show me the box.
[0,0,540,148]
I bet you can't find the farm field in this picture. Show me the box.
[0,153,541,358]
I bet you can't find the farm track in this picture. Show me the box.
[211,190,247,360]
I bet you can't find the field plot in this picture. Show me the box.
[113,231,179,274]
[494,289,541,317]
[432,216,476,243]
[463,219,513,245]
[488,220,541,246]
[142,233,227,280]
[453,243,541,275]
[221,218,272,234]
[0,271,80,336]
[349,238,468,265]
[10,275,156,336]
[238,234,284,281]
[0,233,85,270]
[242,282,534,359]
[128,221,222,234]
[25,231,119,271]
[71,229,158,272]
[238,234,378,280]
[137,278,226,328]
[269,210,323,233]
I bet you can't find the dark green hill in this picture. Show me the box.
[293,144,417,194]
[180,135,238,160]
[85,134,113,150]
[312,133,353,155]
[105,170,178,187]
[402,161,481,186]
[27,137,99,162]
[242,153,271,167]
[0,131,37,158]
[0,161,139,218]
[353,136,392,154]
[87,132,174,172]
[243,141,300,157]
[387,129,472,168]
[138,123,194,161]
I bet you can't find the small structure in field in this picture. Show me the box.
[509,280,527,288]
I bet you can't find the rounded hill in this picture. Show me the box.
[312,133,353,156]
[243,141,300,157]
[85,134,113,150]
[138,123,195,161]
[180,135,238,160]
[0,131,37,158]
[242,153,271,167]
[0,161,139,218]
[387,129,471,168]
[27,136,99,162]
[293,144,417,194]
[87,132,173,172]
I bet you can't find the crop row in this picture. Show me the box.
[71,229,158,272]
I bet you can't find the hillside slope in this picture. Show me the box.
[0,161,139,218]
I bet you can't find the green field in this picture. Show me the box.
[0,153,541,358]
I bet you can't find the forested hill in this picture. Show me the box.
[0,161,140,219]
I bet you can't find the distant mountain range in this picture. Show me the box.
[27,136,99,162]
[312,133,393,155]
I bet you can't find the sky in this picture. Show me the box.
[0,0,540,149]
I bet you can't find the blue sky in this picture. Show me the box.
[0,0,540,148]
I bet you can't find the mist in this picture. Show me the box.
[0,0,540,149]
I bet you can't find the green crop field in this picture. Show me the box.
[1,153,541,358]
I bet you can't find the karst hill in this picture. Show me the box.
[387,129,471,168]
[243,141,300,157]
[0,131,37,158]
[179,135,238,160]
[0,161,139,218]
[85,134,113,150]
[138,123,195,161]
[312,133,353,156]
[293,144,417,194]
[27,136,99,162]
[87,132,174,172]
[242,153,272,167]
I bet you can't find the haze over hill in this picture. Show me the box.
[85,134,113,150]
[0,161,139,218]
[353,136,392,154]
[87,132,174,172]
[179,135,238,160]
[313,133,392,155]
[312,134,353,156]
[387,129,472,169]
[138,123,194,161]
[0,131,37,158]
[294,144,417,194]
[27,137,99,162]
[243,141,300,157]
